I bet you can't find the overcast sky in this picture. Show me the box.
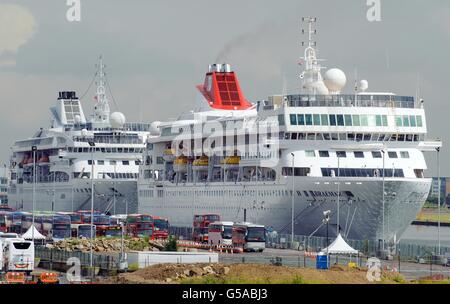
[0,0,448,175]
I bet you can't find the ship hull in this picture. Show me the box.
[8,179,138,214]
[137,177,431,241]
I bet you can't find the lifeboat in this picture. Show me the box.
[38,155,50,163]
[163,148,176,162]
[192,156,209,171]
[173,156,188,173]
[220,156,240,169]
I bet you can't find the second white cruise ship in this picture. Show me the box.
[8,56,151,214]
[137,18,441,242]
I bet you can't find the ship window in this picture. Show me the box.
[388,151,398,158]
[375,115,382,127]
[331,133,338,141]
[87,160,95,165]
[316,133,323,140]
[409,116,416,127]
[382,115,388,126]
[297,114,305,125]
[329,115,336,126]
[305,150,315,157]
[319,151,329,157]
[344,115,352,126]
[122,160,130,165]
[313,114,321,125]
[285,133,290,140]
[307,133,315,140]
[305,114,313,125]
[323,133,331,140]
[110,160,116,165]
[97,160,104,165]
[371,151,382,158]
[336,151,346,158]
[291,133,298,140]
[352,115,360,126]
[320,114,329,126]
[354,151,364,158]
[298,133,306,140]
[368,115,376,126]
[339,133,346,140]
[360,115,368,126]
[290,114,297,125]
[403,116,410,127]
[416,115,423,127]
[398,134,405,141]
[406,134,413,142]
[363,134,372,141]
[347,133,355,141]
[395,116,403,127]
[337,115,344,126]
[356,133,363,142]
[278,114,285,126]
[400,151,410,158]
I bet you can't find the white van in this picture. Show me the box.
[3,238,34,273]
[208,221,233,246]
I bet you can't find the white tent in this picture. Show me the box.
[22,226,46,240]
[320,233,359,255]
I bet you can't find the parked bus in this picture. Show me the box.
[152,216,170,239]
[3,238,34,273]
[74,224,96,238]
[126,214,153,237]
[232,222,266,252]
[208,221,233,246]
[0,211,9,233]
[6,212,29,234]
[192,214,220,243]
[110,214,127,225]
[22,213,72,240]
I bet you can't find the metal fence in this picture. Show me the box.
[266,233,450,259]
[35,246,118,272]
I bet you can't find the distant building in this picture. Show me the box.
[428,177,449,205]
[0,167,8,205]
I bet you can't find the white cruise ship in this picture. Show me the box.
[8,56,151,214]
[137,18,441,242]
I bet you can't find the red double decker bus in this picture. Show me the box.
[152,216,170,239]
[126,214,153,238]
[192,214,220,243]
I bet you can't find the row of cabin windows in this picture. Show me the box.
[86,160,141,165]
[281,132,422,142]
[68,147,144,153]
[305,150,410,159]
[321,168,405,178]
[289,114,389,127]
[73,172,138,179]
[395,115,423,127]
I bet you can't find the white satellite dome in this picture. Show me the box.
[81,128,89,137]
[150,121,161,135]
[74,114,82,124]
[323,68,347,93]
[359,79,369,92]
[110,112,126,129]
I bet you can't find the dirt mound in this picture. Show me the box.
[103,263,397,284]
[107,263,229,284]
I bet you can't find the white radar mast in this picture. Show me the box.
[299,17,329,95]
[92,55,111,125]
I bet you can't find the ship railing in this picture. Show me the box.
[73,136,142,145]
[284,94,417,109]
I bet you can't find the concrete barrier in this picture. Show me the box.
[127,251,219,268]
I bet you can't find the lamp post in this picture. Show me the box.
[88,141,95,273]
[436,147,441,256]
[337,153,340,235]
[290,152,295,245]
[381,149,386,251]
[32,145,37,242]
[323,210,331,268]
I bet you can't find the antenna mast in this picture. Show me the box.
[93,55,111,124]
[299,17,328,95]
